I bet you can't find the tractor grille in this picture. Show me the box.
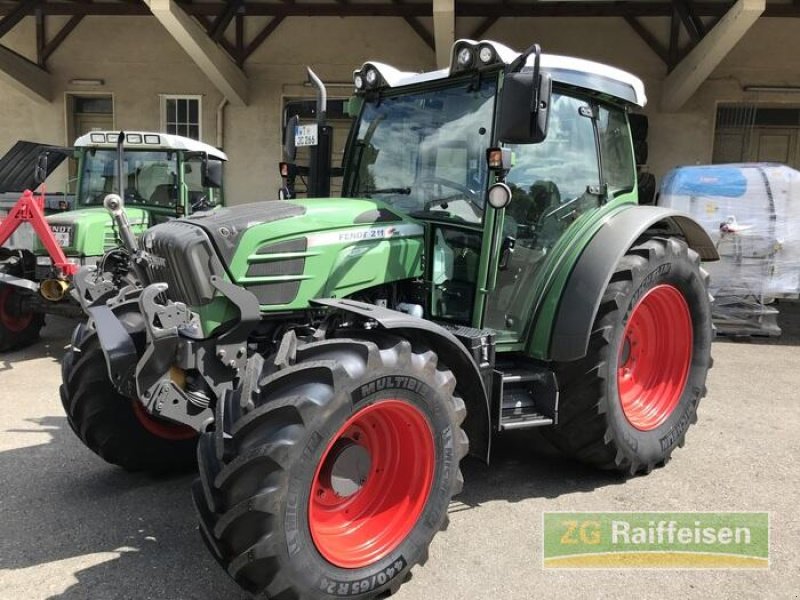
[245,238,307,305]
[103,228,118,251]
[141,221,224,306]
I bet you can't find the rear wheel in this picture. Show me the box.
[60,324,198,472]
[544,237,713,474]
[194,335,468,599]
[0,250,43,351]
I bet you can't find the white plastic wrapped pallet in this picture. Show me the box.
[659,163,800,334]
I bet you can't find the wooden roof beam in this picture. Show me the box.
[433,0,454,68]
[145,0,248,105]
[662,0,765,112]
[0,44,51,103]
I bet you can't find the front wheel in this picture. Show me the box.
[194,334,468,599]
[60,323,198,472]
[543,237,713,475]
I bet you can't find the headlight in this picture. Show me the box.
[354,73,365,90]
[479,46,495,65]
[457,47,474,68]
[365,68,379,87]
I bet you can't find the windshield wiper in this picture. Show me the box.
[360,187,412,196]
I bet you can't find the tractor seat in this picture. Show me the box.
[149,184,178,206]
[506,180,561,246]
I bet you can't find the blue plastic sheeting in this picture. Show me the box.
[660,165,749,198]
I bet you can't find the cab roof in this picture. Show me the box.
[355,39,647,108]
[74,131,227,161]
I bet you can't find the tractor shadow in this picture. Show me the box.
[0,418,623,599]
[453,431,626,513]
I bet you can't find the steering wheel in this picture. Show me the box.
[191,194,211,212]
[418,176,483,211]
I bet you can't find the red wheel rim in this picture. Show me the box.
[131,400,197,441]
[0,286,33,333]
[309,400,436,569]
[617,284,693,431]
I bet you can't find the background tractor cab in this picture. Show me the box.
[0,131,226,351]
[73,131,225,218]
[37,131,226,273]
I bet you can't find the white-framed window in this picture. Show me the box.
[160,95,202,140]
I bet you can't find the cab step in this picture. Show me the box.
[495,366,558,431]
[500,408,554,430]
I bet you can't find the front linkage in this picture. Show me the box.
[73,219,259,436]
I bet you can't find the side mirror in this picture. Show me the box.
[34,152,49,185]
[203,158,223,189]
[283,114,299,162]
[497,43,552,145]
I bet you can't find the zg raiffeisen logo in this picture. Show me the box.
[542,512,769,569]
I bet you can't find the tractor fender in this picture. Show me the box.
[312,298,492,462]
[549,205,719,363]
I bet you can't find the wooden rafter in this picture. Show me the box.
[209,0,243,41]
[0,2,784,18]
[673,0,706,43]
[197,14,239,62]
[240,15,284,64]
[40,14,82,64]
[35,6,44,64]
[235,12,243,59]
[0,0,41,38]
[403,15,434,50]
[623,14,669,64]
[668,6,681,68]
[470,15,498,40]
[390,0,433,51]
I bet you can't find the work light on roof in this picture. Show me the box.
[479,45,495,65]
[354,73,365,90]
[365,68,379,86]
[457,47,474,68]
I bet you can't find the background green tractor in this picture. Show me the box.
[61,40,718,600]
[0,131,225,351]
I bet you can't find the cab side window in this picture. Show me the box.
[597,105,635,196]
[503,93,600,250]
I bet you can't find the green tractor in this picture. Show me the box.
[0,131,225,351]
[62,40,717,599]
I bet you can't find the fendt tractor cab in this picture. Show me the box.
[63,41,718,600]
[0,131,225,351]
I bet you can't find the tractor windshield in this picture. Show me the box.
[348,77,498,224]
[77,149,179,208]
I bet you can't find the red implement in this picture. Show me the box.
[0,189,77,277]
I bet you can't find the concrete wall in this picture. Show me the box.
[0,14,798,203]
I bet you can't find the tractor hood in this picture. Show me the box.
[38,206,149,256]
[0,141,71,193]
[141,197,425,315]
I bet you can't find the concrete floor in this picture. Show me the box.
[0,304,798,600]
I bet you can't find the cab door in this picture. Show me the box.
[483,92,602,342]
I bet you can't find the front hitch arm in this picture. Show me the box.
[134,283,215,432]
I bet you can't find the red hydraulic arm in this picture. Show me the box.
[0,189,78,277]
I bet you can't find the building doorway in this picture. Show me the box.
[66,94,114,187]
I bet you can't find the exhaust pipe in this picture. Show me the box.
[40,277,69,301]
[104,193,139,254]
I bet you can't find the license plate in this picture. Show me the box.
[50,226,71,247]
[295,124,318,147]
